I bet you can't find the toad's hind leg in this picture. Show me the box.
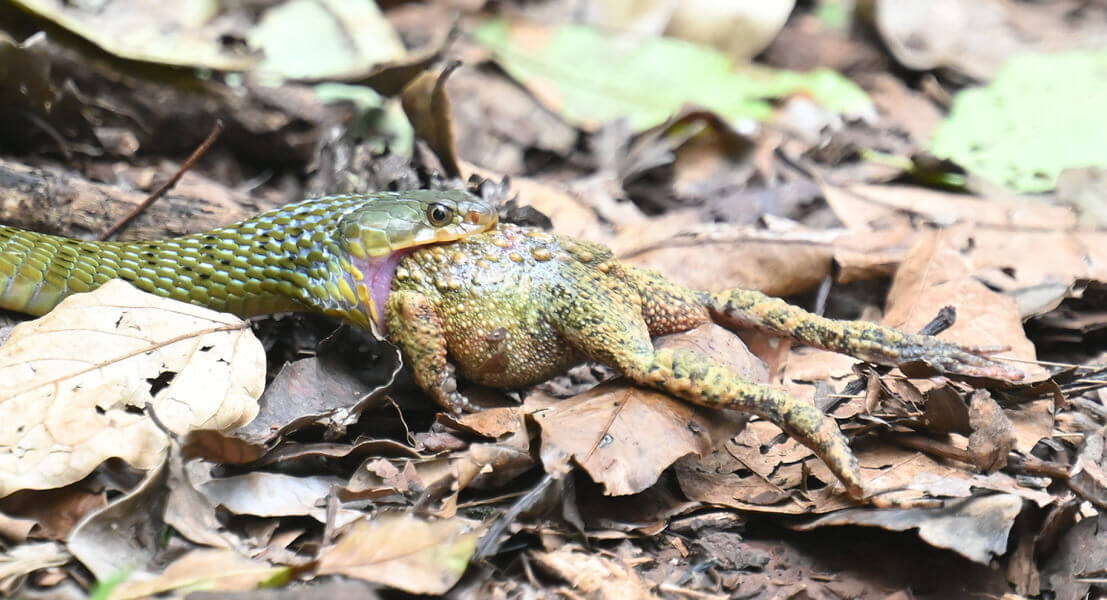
[708,288,1024,381]
[553,290,865,499]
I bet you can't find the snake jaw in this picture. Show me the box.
[341,249,411,335]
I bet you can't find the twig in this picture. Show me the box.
[99,120,224,240]
[891,432,1071,479]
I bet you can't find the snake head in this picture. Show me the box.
[330,190,498,334]
[337,190,498,259]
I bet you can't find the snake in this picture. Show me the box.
[0,191,498,331]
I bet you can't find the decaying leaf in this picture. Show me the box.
[618,222,839,297]
[0,280,264,497]
[315,513,482,595]
[0,484,107,542]
[1041,511,1107,600]
[675,425,852,514]
[883,228,1044,378]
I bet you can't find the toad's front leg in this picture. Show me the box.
[386,290,474,414]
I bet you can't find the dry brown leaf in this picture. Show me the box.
[795,493,1023,564]
[534,325,755,496]
[402,65,462,177]
[617,223,838,297]
[343,455,454,500]
[449,405,528,439]
[536,384,719,496]
[0,485,106,542]
[884,228,1043,379]
[112,548,289,599]
[825,184,1076,231]
[961,230,1107,304]
[1008,400,1054,455]
[0,281,263,496]
[164,440,236,550]
[234,327,400,446]
[315,513,482,595]
[1041,511,1107,600]
[674,424,851,514]
[833,226,919,285]
[532,545,659,599]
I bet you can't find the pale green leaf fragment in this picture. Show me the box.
[931,50,1107,193]
[473,19,872,131]
[314,83,414,156]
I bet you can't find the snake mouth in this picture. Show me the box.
[346,248,411,334]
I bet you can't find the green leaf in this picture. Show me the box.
[472,19,872,131]
[931,50,1107,193]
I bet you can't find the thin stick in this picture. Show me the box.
[99,120,224,241]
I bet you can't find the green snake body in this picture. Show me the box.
[0,191,497,329]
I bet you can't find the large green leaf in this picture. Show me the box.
[473,19,872,131]
[931,51,1107,193]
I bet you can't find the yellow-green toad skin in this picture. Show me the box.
[388,224,1024,500]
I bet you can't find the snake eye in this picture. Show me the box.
[426,202,453,226]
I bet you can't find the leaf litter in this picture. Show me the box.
[1,1,1107,599]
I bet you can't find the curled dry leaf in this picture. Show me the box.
[0,280,264,497]
[967,390,1016,473]
[315,513,482,595]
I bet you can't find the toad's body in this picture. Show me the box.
[387,224,1022,500]
[392,225,629,387]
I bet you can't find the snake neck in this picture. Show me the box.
[0,225,318,318]
[0,196,384,322]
